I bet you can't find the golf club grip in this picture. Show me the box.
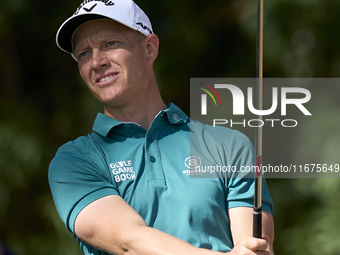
[253,208,262,238]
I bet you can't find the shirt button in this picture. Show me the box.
[148,136,154,143]
[150,156,156,163]
[125,124,131,129]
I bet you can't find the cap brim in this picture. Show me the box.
[56,14,109,54]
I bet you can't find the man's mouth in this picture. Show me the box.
[96,72,119,84]
[99,74,114,82]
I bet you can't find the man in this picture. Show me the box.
[49,0,274,254]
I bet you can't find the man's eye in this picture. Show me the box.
[108,41,117,47]
[79,51,89,59]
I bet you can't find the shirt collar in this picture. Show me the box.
[92,113,123,137]
[163,103,189,124]
[92,103,189,137]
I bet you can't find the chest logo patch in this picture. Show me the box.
[183,156,202,176]
[110,160,136,183]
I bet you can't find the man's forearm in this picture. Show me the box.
[109,225,224,255]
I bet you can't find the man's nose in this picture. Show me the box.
[91,50,109,69]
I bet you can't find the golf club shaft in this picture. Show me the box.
[253,0,264,239]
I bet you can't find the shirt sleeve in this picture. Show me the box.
[225,130,273,214]
[48,136,119,233]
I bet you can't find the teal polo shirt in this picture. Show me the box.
[48,103,273,254]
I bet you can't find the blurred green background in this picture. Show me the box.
[0,0,339,254]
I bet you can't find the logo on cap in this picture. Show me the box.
[136,22,153,34]
[83,3,97,12]
[74,0,115,15]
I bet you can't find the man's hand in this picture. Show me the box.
[229,236,272,255]
[228,207,274,254]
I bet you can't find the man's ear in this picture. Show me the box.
[145,34,159,64]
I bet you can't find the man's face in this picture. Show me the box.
[73,19,150,108]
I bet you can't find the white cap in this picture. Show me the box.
[56,0,153,54]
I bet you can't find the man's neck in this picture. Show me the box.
[103,93,167,130]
